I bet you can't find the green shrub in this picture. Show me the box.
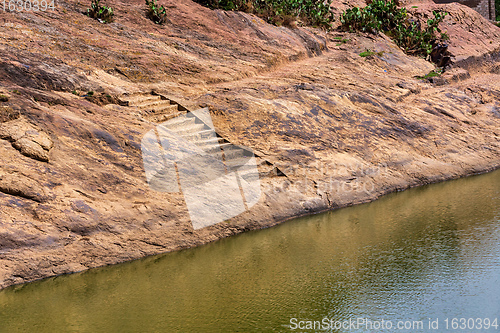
[340,0,407,33]
[340,0,448,58]
[146,0,168,24]
[87,0,114,23]
[496,0,499,21]
[194,0,334,29]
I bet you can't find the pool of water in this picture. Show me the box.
[0,169,499,332]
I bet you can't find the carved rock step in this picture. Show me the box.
[179,129,214,141]
[121,94,161,106]
[160,116,199,132]
[144,111,184,124]
[135,99,174,110]
[192,137,222,149]
[225,155,258,167]
[171,123,207,136]
[142,105,180,118]
[203,142,231,155]
[234,166,260,180]
[119,93,190,123]
[184,132,218,143]
[206,146,249,161]
[223,147,251,161]
[147,104,180,114]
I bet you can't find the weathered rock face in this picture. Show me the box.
[0,0,499,288]
[0,117,54,162]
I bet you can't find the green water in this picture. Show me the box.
[0,169,499,332]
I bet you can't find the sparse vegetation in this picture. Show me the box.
[416,68,443,80]
[359,50,375,57]
[146,0,168,24]
[85,92,120,106]
[359,49,384,57]
[333,36,350,46]
[86,0,114,23]
[496,0,499,21]
[340,0,449,61]
[194,0,334,29]
[0,106,20,123]
[0,95,8,102]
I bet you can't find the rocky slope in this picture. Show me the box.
[0,0,499,288]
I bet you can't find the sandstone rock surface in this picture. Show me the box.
[0,118,53,162]
[0,0,499,288]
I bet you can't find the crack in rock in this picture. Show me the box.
[0,171,47,202]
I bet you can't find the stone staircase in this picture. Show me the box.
[119,91,284,178]
[119,92,187,123]
[159,113,279,179]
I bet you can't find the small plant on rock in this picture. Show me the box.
[359,49,384,57]
[359,49,375,57]
[416,68,443,80]
[146,0,168,24]
[0,106,20,123]
[87,0,114,23]
[333,36,350,46]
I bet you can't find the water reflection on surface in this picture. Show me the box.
[0,169,499,332]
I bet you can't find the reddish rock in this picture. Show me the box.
[0,0,499,288]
